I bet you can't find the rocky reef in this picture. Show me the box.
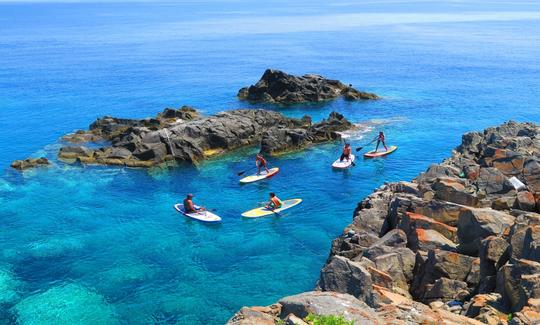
[10,157,50,170]
[55,107,354,168]
[237,69,379,104]
[228,121,540,325]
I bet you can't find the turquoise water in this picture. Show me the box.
[1,0,540,323]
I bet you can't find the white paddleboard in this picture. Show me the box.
[332,154,355,169]
[241,199,302,218]
[240,167,280,184]
[174,204,221,223]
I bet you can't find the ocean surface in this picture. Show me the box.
[1,0,540,323]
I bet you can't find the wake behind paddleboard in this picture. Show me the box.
[239,167,280,184]
[363,146,397,158]
[241,199,302,218]
[332,154,355,169]
[174,204,221,223]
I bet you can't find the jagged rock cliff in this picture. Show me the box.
[52,107,354,168]
[228,121,540,325]
[238,69,379,104]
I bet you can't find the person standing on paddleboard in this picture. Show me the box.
[265,192,282,210]
[374,131,388,152]
[255,153,270,176]
[183,194,205,213]
[340,143,352,162]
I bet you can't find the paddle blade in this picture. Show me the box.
[355,147,363,152]
[237,171,246,176]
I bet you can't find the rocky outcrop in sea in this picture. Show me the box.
[10,157,50,170]
[54,107,354,168]
[228,121,540,324]
[237,69,379,104]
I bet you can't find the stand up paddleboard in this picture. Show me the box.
[241,199,302,218]
[174,204,221,223]
[239,167,280,184]
[364,146,397,158]
[332,154,355,169]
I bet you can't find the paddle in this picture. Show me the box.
[237,166,256,176]
[257,202,281,216]
[356,138,377,152]
[237,162,272,176]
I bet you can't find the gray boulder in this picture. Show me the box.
[457,207,515,255]
[278,291,380,324]
[318,256,373,304]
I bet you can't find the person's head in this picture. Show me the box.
[187,193,194,199]
[379,131,384,135]
[256,153,262,158]
[345,143,350,147]
[269,192,276,198]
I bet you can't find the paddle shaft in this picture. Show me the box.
[356,138,377,152]
[237,161,271,176]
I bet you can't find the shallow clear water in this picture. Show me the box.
[1,0,540,324]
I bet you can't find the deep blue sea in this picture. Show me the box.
[1,0,540,323]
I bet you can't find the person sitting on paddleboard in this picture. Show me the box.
[374,131,388,152]
[183,194,205,213]
[256,153,270,176]
[266,192,282,211]
[340,143,352,162]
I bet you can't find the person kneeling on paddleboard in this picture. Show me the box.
[340,143,352,162]
[374,131,388,152]
[256,153,270,176]
[266,192,282,210]
[183,194,205,213]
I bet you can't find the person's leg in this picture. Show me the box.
[375,140,380,152]
[383,140,388,151]
[340,153,345,161]
[264,164,270,173]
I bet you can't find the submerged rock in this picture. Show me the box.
[57,108,355,168]
[237,69,379,104]
[12,283,118,324]
[0,266,21,305]
[230,121,540,324]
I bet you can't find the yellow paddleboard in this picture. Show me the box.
[241,199,302,218]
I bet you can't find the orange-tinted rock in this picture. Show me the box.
[412,228,457,252]
[492,155,525,176]
[433,178,479,207]
[366,266,393,289]
[404,212,457,241]
[517,191,536,212]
